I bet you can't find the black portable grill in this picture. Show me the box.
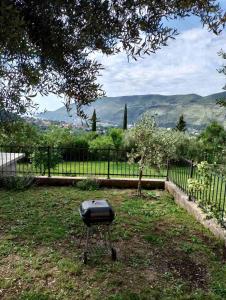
[79,199,117,263]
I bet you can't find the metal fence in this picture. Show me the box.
[168,159,226,228]
[1,145,225,226]
[0,145,167,179]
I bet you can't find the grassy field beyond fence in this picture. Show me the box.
[17,161,167,178]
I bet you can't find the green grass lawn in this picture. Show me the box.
[0,187,225,300]
[17,161,167,178]
[14,161,226,226]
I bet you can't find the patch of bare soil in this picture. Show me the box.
[154,245,209,289]
[146,220,210,289]
[195,232,225,259]
[166,250,208,289]
[152,219,225,263]
[115,235,209,290]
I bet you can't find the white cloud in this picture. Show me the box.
[96,27,226,97]
[35,27,226,111]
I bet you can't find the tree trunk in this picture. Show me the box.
[137,169,143,197]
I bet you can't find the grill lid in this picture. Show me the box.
[79,199,115,226]
[81,199,110,210]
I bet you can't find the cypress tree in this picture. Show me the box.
[175,114,186,132]
[91,109,97,131]
[123,104,127,130]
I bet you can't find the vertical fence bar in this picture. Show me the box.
[69,147,72,175]
[47,146,51,177]
[107,149,110,179]
[218,178,224,213]
[1,150,3,177]
[166,159,169,181]
[188,160,194,200]
[189,160,194,179]
[221,187,226,227]
[78,148,81,175]
[90,149,93,176]
[86,148,89,175]
[214,175,220,210]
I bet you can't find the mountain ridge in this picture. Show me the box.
[37,91,226,130]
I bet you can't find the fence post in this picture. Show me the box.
[188,160,194,200]
[166,159,169,181]
[47,146,51,178]
[1,150,3,177]
[107,149,110,179]
[189,160,194,178]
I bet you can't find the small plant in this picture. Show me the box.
[188,161,212,201]
[1,174,34,190]
[187,161,223,221]
[32,147,62,175]
[127,113,183,196]
[76,178,100,191]
[147,191,160,199]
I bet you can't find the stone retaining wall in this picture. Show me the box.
[165,180,226,246]
[35,176,165,189]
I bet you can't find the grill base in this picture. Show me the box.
[81,224,117,264]
[79,199,116,263]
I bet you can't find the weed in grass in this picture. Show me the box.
[143,233,164,246]
[146,191,161,199]
[191,236,203,244]
[163,271,174,280]
[0,240,15,256]
[18,292,53,300]
[76,178,100,191]
[57,258,83,276]
[212,283,226,298]
[127,252,152,268]
[180,242,195,254]
[1,174,34,191]
[107,290,163,300]
[121,198,165,220]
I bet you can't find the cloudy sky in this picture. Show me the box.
[36,1,226,111]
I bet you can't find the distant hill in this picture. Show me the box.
[37,91,226,130]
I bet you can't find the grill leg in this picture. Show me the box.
[107,226,112,249]
[107,225,117,261]
[78,225,86,247]
[103,230,108,249]
[85,227,91,253]
[83,227,91,264]
[107,226,117,261]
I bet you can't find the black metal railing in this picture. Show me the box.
[0,145,167,179]
[168,159,226,228]
[1,145,225,227]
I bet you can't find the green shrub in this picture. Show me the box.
[1,174,34,190]
[89,135,114,160]
[108,128,124,151]
[32,147,62,175]
[76,178,100,191]
[89,135,114,151]
[61,137,89,161]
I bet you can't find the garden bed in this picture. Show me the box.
[0,187,225,299]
